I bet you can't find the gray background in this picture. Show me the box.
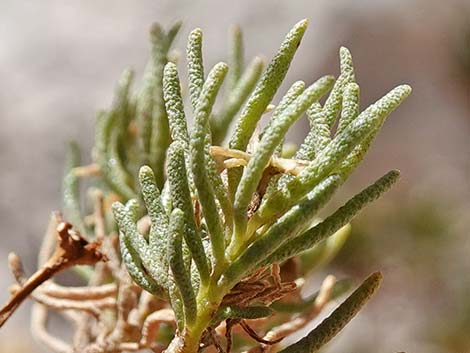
[0,1,469,352]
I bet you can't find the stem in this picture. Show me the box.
[165,280,229,353]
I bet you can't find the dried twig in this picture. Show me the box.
[210,146,310,175]
[72,163,101,177]
[31,303,73,353]
[239,320,283,345]
[0,219,107,327]
[139,308,175,347]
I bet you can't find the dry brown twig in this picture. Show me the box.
[0,213,107,327]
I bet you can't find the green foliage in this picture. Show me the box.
[279,272,383,353]
[63,19,410,352]
[63,141,87,235]
[168,208,198,324]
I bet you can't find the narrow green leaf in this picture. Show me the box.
[211,305,273,325]
[112,201,166,295]
[149,25,173,186]
[100,70,138,200]
[118,234,163,295]
[187,28,205,111]
[165,21,183,49]
[323,46,356,129]
[190,62,229,270]
[264,170,400,266]
[167,142,210,283]
[263,81,306,199]
[304,102,331,157]
[257,85,411,222]
[139,166,170,283]
[337,82,360,135]
[227,19,309,194]
[113,201,165,296]
[229,19,309,152]
[137,23,164,157]
[93,110,111,170]
[163,62,190,148]
[264,80,306,134]
[228,25,244,92]
[211,56,264,145]
[223,175,340,288]
[168,208,197,325]
[300,224,351,274]
[63,141,87,235]
[168,278,185,331]
[232,76,334,243]
[335,85,403,179]
[205,136,234,229]
[107,124,138,200]
[278,272,383,353]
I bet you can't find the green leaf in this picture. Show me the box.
[168,208,197,325]
[165,21,183,49]
[107,119,137,200]
[138,166,170,284]
[112,200,166,296]
[257,85,411,222]
[337,82,360,135]
[63,141,87,236]
[264,170,400,266]
[305,102,331,157]
[163,62,190,149]
[137,24,165,157]
[168,276,185,331]
[211,305,273,325]
[263,81,307,198]
[101,69,138,200]
[227,25,244,92]
[190,62,229,270]
[205,138,234,229]
[187,28,205,111]
[232,75,334,244]
[278,272,383,352]
[149,25,178,186]
[118,234,163,295]
[167,141,210,283]
[300,224,351,274]
[223,174,340,288]
[336,86,410,180]
[228,19,309,152]
[211,56,264,145]
[227,19,309,194]
[323,46,356,129]
[113,201,165,296]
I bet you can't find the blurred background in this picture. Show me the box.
[0,0,468,352]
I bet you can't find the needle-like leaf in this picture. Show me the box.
[232,76,334,243]
[257,85,411,223]
[168,208,197,324]
[264,170,400,266]
[190,62,229,270]
[187,28,205,111]
[167,142,210,283]
[223,174,340,288]
[279,272,383,353]
[227,19,309,194]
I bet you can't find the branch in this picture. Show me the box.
[0,219,107,327]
